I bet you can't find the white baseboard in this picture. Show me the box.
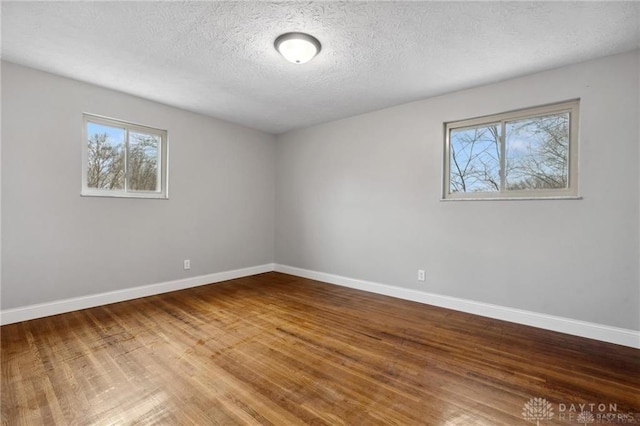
[0,263,275,326]
[275,264,640,349]
[3,263,638,349]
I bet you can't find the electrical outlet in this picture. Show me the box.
[183,259,191,270]
[418,269,426,281]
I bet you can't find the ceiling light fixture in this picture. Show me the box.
[274,32,321,64]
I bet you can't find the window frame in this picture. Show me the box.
[81,113,169,199]
[442,99,580,201]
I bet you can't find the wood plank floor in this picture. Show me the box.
[2,272,639,425]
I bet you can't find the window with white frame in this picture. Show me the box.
[443,100,579,200]
[82,114,168,199]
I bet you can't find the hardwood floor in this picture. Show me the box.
[2,272,639,425]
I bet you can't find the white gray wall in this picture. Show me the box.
[276,50,640,331]
[1,61,276,310]
[3,52,639,333]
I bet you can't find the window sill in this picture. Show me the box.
[440,195,583,202]
[81,191,168,200]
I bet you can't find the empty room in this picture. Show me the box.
[1,1,639,425]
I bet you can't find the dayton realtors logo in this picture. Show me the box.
[522,397,554,425]
[522,397,639,425]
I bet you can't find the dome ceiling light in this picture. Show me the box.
[274,32,321,64]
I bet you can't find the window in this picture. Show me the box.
[443,100,579,200]
[82,114,168,199]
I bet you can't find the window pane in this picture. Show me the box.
[86,122,125,190]
[127,131,160,192]
[449,124,501,193]
[505,112,570,190]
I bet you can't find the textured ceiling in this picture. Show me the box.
[2,1,639,134]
